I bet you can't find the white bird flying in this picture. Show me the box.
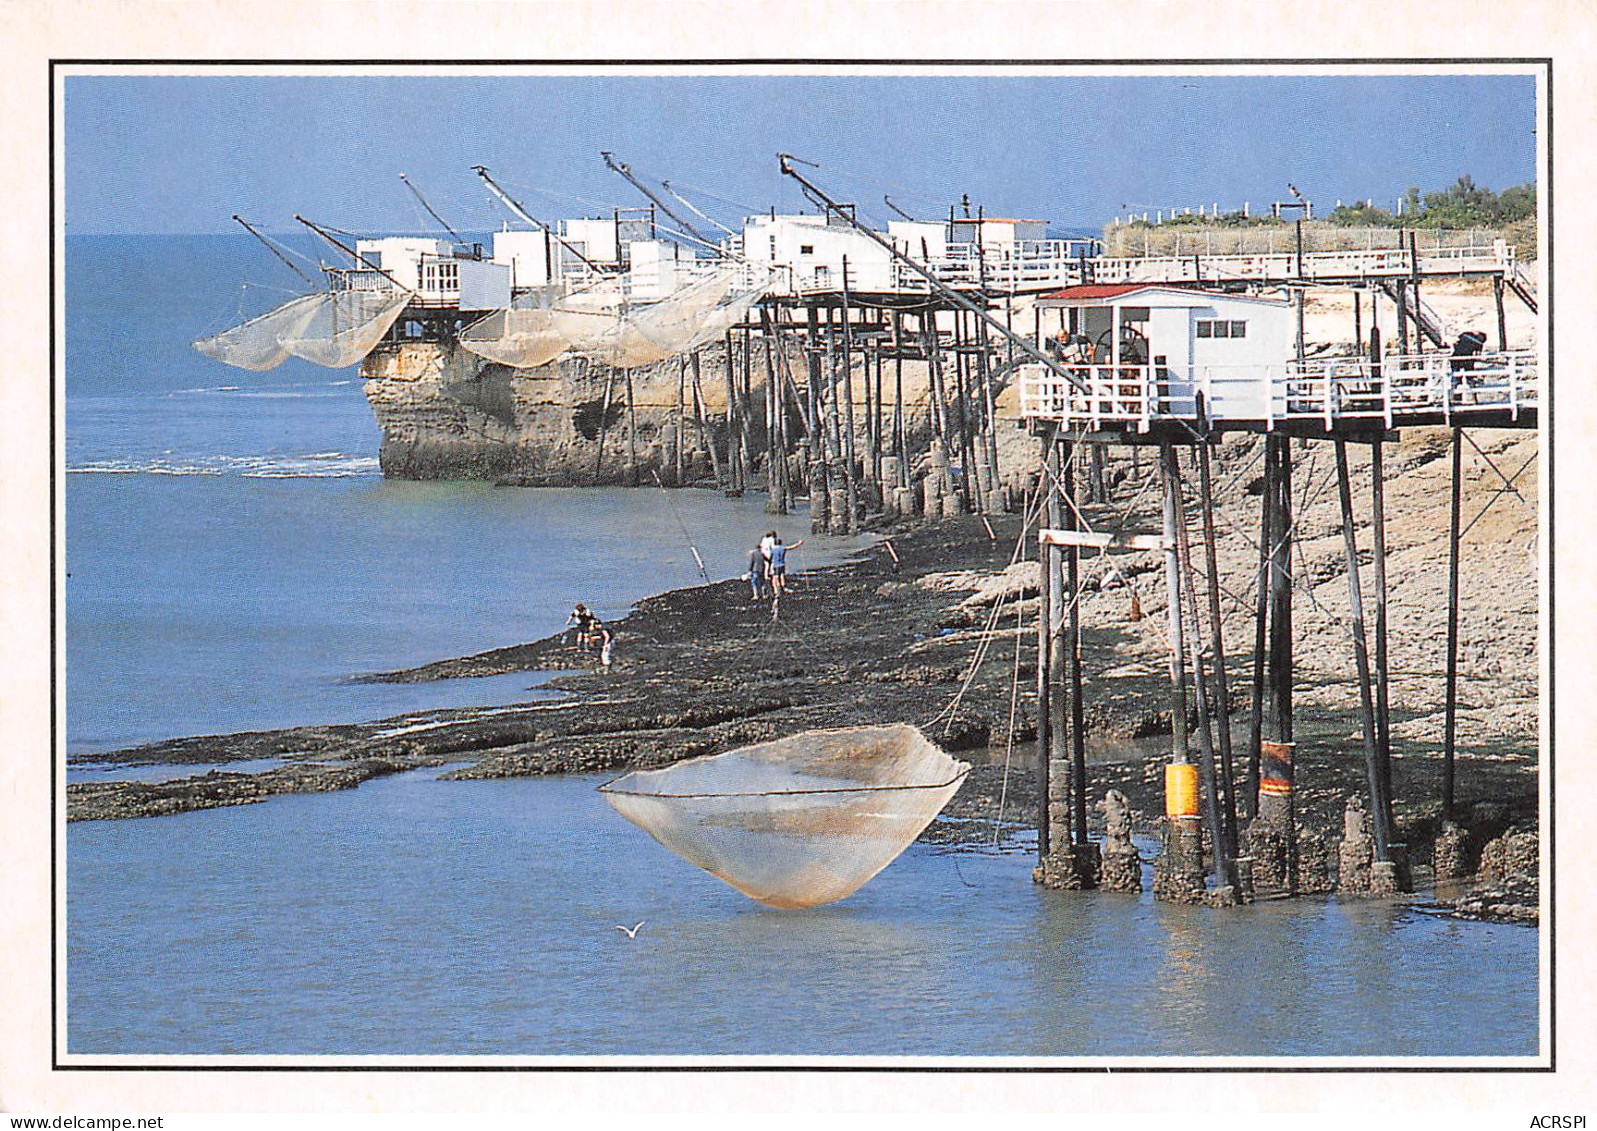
[615,921,645,939]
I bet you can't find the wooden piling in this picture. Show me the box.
[1245,436,1271,820]
[1197,425,1239,855]
[674,356,686,486]
[720,337,737,491]
[839,261,861,531]
[1443,426,1463,818]
[623,367,639,487]
[1048,438,1072,851]
[1494,275,1509,351]
[593,365,617,484]
[1370,439,1394,834]
[1160,443,1190,766]
[1064,442,1087,851]
[1333,439,1392,862]
[1266,435,1294,746]
[1173,444,1236,893]
[689,352,720,486]
[892,310,906,478]
[1036,432,1056,862]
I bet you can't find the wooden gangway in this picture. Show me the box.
[783,237,1527,301]
[1016,349,1539,435]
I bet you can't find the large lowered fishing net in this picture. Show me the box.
[459,266,771,371]
[193,289,411,371]
[192,294,328,372]
[600,724,970,909]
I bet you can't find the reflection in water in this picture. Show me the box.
[67,768,1538,1058]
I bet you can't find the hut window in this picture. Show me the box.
[800,244,815,255]
[1197,318,1246,339]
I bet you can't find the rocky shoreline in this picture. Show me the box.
[69,429,1539,922]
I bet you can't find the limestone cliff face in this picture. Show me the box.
[361,341,728,485]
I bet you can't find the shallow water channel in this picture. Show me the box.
[66,765,1539,1059]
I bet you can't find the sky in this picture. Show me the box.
[61,70,1539,237]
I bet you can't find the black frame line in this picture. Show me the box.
[47,55,1554,1075]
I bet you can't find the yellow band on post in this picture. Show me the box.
[1165,763,1200,819]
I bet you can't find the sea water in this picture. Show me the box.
[63,237,1540,1059]
[65,235,850,753]
[66,767,1539,1058]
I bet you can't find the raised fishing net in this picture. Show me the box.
[192,294,327,372]
[457,278,626,369]
[280,290,411,368]
[600,724,970,909]
[193,290,411,371]
[459,267,772,370]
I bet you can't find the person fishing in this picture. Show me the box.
[565,603,602,652]
[746,543,769,602]
[767,535,804,596]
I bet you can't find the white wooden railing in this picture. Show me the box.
[1018,349,1539,431]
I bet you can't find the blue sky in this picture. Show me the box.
[63,71,1538,236]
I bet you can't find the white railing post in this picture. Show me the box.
[1509,355,1519,420]
[1383,358,1393,431]
[1442,356,1451,424]
[1323,361,1334,430]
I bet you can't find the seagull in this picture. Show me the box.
[614,920,646,939]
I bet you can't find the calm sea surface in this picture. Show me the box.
[63,236,1540,1059]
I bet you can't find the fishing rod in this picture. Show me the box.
[472,165,612,277]
[399,173,464,244]
[233,215,315,288]
[776,154,1089,393]
[601,152,712,246]
[650,470,712,585]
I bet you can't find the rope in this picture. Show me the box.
[649,470,711,585]
[992,515,1029,849]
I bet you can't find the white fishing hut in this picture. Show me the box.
[1025,284,1296,428]
[353,237,511,311]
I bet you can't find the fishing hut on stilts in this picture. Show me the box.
[1018,270,1538,904]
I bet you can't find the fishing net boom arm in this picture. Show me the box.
[776,154,1089,394]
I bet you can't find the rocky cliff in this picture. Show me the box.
[362,340,731,485]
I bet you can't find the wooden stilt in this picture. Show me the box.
[893,311,906,478]
[1334,439,1392,862]
[689,355,719,485]
[1197,422,1239,855]
[673,356,685,485]
[1266,435,1294,747]
[1494,276,1509,351]
[723,335,740,491]
[839,263,861,532]
[1395,279,1411,356]
[623,367,639,487]
[1370,439,1394,834]
[1160,443,1190,766]
[1049,438,1071,848]
[1443,426,1463,818]
[1172,444,1235,891]
[1036,431,1057,862]
[593,365,617,484]
[1064,442,1086,850]
[1245,436,1272,820]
